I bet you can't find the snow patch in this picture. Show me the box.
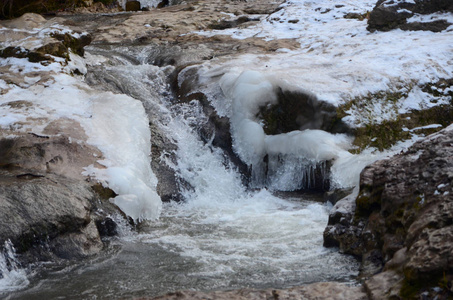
[0,56,162,222]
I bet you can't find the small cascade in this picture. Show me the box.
[265,155,330,191]
[194,69,355,192]
[0,44,362,299]
[0,240,29,293]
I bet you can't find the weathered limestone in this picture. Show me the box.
[324,127,453,298]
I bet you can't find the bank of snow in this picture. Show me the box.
[194,0,452,114]
[0,55,162,221]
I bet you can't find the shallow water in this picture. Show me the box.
[3,192,359,299]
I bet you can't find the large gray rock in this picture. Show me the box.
[324,126,453,298]
[0,133,120,263]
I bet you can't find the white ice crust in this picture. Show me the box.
[0,53,162,222]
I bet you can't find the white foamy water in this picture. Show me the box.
[0,241,29,293]
[138,191,359,288]
[1,50,360,298]
[4,193,358,299]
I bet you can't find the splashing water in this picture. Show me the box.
[0,241,29,294]
[1,47,361,298]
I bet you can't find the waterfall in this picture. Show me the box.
[1,45,362,299]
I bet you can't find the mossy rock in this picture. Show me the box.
[51,32,92,56]
[338,81,453,153]
[0,0,87,19]
[91,183,117,200]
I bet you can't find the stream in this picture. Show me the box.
[1,44,360,299]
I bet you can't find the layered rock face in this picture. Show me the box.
[0,133,119,263]
[325,127,453,299]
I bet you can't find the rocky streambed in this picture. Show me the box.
[1,0,453,298]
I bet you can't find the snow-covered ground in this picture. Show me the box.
[0,0,452,221]
[190,0,452,188]
[194,0,452,125]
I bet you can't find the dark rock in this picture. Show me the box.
[367,1,413,32]
[208,16,258,30]
[157,0,170,8]
[149,122,190,202]
[400,19,451,32]
[95,217,118,237]
[196,93,251,183]
[50,32,92,56]
[324,187,354,205]
[0,46,54,62]
[0,172,100,258]
[126,1,141,11]
[257,87,351,135]
[367,0,453,32]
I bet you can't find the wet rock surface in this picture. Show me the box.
[0,133,119,263]
[150,282,368,300]
[324,127,453,299]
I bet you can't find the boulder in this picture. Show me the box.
[0,132,120,263]
[257,87,350,135]
[324,126,453,298]
[367,0,453,32]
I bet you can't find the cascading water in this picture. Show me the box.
[1,45,361,299]
[0,241,29,293]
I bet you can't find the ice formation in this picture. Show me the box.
[218,70,357,190]
[0,53,162,222]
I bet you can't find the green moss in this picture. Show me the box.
[91,183,117,200]
[355,185,384,218]
[400,279,422,299]
[1,0,87,19]
[338,83,453,153]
